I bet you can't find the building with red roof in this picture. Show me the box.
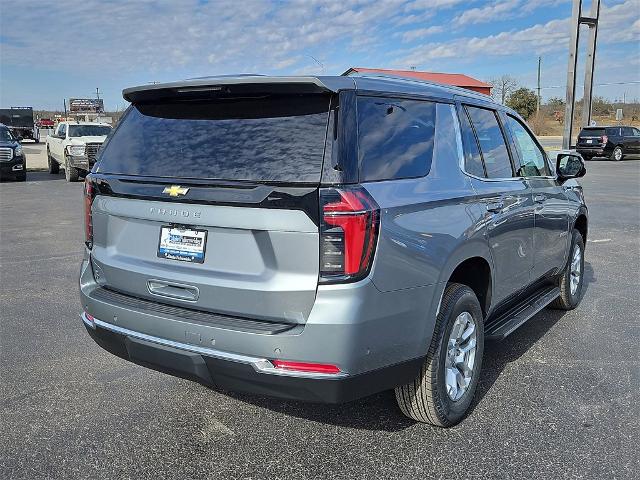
[342,67,492,96]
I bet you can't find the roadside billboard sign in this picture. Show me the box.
[69,98,105,114]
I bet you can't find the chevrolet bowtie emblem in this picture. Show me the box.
[162,185,189,197]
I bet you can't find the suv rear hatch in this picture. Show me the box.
[88,87,332,324]
[577,127,606,146]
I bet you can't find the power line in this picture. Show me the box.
[540,80,640,90]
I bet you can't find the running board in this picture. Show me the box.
[485,285,560,341]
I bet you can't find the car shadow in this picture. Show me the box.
[469,260,596,414]
[206,262,595,432]
[18,171,78,182]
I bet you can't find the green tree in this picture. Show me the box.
[506,88,538,119]
[547,97,565,108]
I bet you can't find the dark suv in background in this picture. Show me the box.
[576,125,640,161]
[80,75,588,427]
[0,123,26,181]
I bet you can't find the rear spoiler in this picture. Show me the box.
[123,76,355,103]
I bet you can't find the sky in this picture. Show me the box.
[1,0,639,111]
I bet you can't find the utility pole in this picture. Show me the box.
[63,99,67,118]
[581,0,601,128]
[563,0,600,149]
[537,56,542,114]
[562,0,582,149]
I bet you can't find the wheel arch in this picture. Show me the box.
[573,210,588,245]
[435,240,494,319]
[447,257,492,318]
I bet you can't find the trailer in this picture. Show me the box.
[0,107,40,142]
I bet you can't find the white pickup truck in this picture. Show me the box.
[46,121,112,181]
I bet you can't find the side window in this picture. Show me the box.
[606,127,620,137]
[459,108,485,177]
[357,96,435,181]
[633,128,640,137]
[58,124,66,137]
[504,115,549,177]
[622,127,634,136]
[465,106,513,179]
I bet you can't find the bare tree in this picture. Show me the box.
[488,75,518,105]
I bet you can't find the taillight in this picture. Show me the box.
[84,177,95,249]
[319,186,379,283]
[271,360,341,375]
[601,135,608,144]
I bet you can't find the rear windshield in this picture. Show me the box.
[96,95,330,183]
[69,125,112,137]
[579,128,605,137]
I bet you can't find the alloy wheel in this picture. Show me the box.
[444,311,477,401]
[570,243,582,296]
[614,148,623,161]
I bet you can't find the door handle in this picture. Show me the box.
[533,194,546,203]
[486,200,504,213]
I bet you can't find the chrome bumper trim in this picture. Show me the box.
[80,312,347,379]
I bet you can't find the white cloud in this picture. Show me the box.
[401,26,445,42]
[398,0,639,66]
[454,0,521,26]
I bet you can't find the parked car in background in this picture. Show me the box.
[36,118,55,129]
[46,121,112,182]
[0,123,26,181]
[80,75,588,427]
[576,125,640,161]
[0,107,39,143]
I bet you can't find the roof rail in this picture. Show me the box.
[351,72,492,100]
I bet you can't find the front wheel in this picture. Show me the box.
[395,283,484,427]
[550,230,585,310]
[47,150,59,174]
[64,158,80,182]
[611,146,624,161]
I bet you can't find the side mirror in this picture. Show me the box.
[556,153,586,182]
[16,136,23,142]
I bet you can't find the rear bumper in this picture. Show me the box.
[576,146,608,157]
[82,312,423,403]
[79,255,436,402]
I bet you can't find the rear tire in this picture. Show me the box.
[550,230,585,310]
[395,283,484,427]
[64,158,79,182]
[611,146,623,161]
[16,173,26,182]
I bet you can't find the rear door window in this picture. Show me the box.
[459,108,485,177]
[465,106,513,179]
[96,95,331,183]
[356,96,435,182]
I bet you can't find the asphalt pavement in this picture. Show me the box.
[1,161,639,479]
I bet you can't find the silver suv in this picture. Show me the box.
[80,75,588,426]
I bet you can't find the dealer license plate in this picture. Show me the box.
[158,226,207,263]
